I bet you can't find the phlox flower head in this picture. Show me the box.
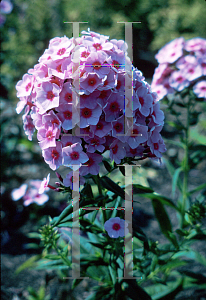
[16,29,167,183]
[151,37,206,101]
[104,217,129,238]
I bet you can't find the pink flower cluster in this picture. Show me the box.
[151,37,206,100]
[11,179,49,206]
[16,29,166,181]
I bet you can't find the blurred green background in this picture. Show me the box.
[1,0,206,190]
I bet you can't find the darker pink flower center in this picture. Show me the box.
[57,48,66,56]
[47,91,55,101]
[93,61,101,70]
[70,151,80,160]
[139,97,144,106]
[65,92,72,103]
[51,149,59,160]
[112,144,118,154]
[46,130,54,140]
[25,82,31,92]
[114,123,123,132]
[93,43,102,51]
[63,111,72,120]
[81,108,92,118]
[112,223,120,231]
[88,77,97,86]
[154,143,159,150]
[109,101,119,112]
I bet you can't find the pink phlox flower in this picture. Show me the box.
[126,123,148,149]
[62,142,89,167]
[16,74,34,97]
[152,63,173,86]
[30,106,43,129]
[110,39,128,52]
[11,184,28,201]
[147,136,166,158]
[59,81,74,105]
[135,110,147,126]
[56,104,79,130]
[74,126,94,139]
[47,59,67,80]
[125,144,145,158]
[83,36,113,52]
[151,84,168,101]
[42,110,61,133]
[80,153,103,176]
[169,70,190,91]
[43,142,63,170]
[36,82,60,114]
[103,93,124,122]
[98,69,117,91]
[104,217,129,238]
[136,85,153,117]
[90,114,112,138]
[184,37,206,53]
[72,45,91,63]
[198,56,206,76]
[149,102,165,126]
[193,80,206,99]
[16,96,33,114]
[85,136,106,153]
[149,125,163,143]
[63,171,85,190]
[39,173,50,194]
[48,36,75,61]
[110,50,127,72]
[84,51,110,76]
[155,37,185,64]
[109,139,126,164]
[60,135,82,148]
[113,71,125,94]
[80,103,102,128]
[23,188,49,206]
[22,114,36,141]
[80,72,106,94]
[111,115,126,142]
[80,91,101,108]
[96,89,112,107]
[37,124,59,150]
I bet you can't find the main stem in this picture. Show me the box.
[181,102,190,228]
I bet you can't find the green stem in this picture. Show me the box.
[92,175,107,223]
[181,101,190,228]
[53,244,71,267]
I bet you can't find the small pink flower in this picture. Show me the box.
[16,74,34,97]
[42,142,63,170]
[63,142,88,167]
[36,82,60,114]
[80,153,103,176]
[11,184,28,201]
[63,171,85,190]
[193,80,206,99]
[39,174,50,194]
[104,217,129,238]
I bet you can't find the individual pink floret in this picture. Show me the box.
[39,173,50,194]
[63,142,88,167]
[36,82,60,114]
[80,104,102,128]
[136,85,153,117]
[147,136,166,158]
[104,217,129,238]
[80,153,103,176]
[103,93,124,122]
[80,72,105,94]
[193,80,206,99]
[16,74,34,97]
[155,37,185,64]
[60,135,82,148]
[126,124,148,149]
[63,171,85,190]
[109,139,126,164]
[169,70,190,91]
[42,142,63,170]
[85,136,105,153]
[37,124,59,150]
[11,184,28,201]
[22,114,36,141]
[56,104,79,130]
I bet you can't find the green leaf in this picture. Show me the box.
[173,250,206,266]
[71,279,83,290]
[178,270,206,284]
[145,277,183,300]
[163,158,183,193]
[99,176,125,199]
[152,199,172,238]
[140,193,180,211]
[133,184,154,194]
[102,160,112,172]
[108,265,117,285]
[188,183,206,195]
[15,255,41,274]
[34,259,70,270]
[172,167,182,197]
[119,165,125,176]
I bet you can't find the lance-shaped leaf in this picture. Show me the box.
[99,176,127,199]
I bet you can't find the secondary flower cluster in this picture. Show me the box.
[16,29,166,181]
[11,178,49,206]
[151,37,206,100]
